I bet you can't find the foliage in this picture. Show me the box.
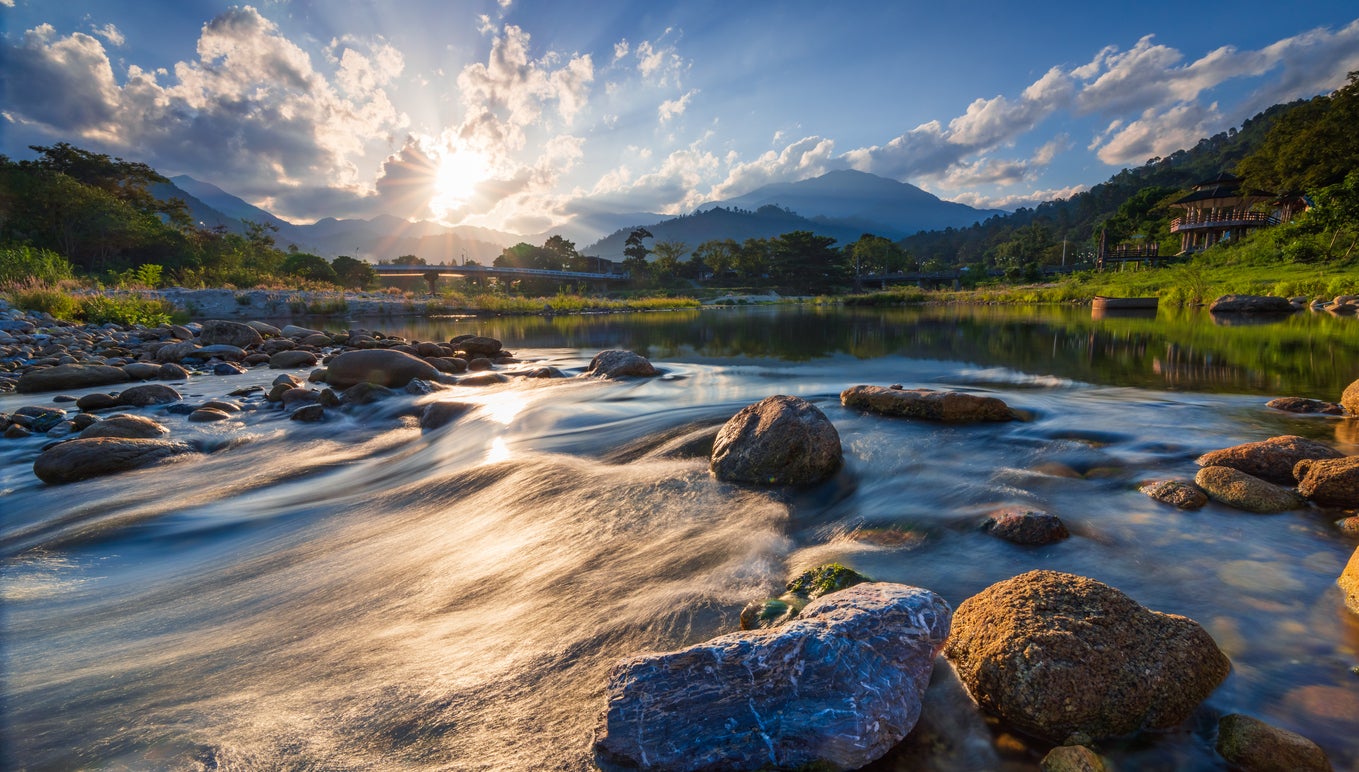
[281,252,339,284]
[0,245,74,284]
[77,294,176,327]
[3,280,80,318]
[331,255,379,289]
[116,263,164,289]
[1236,72,1359,192]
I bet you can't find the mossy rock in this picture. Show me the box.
[786,563,873,599]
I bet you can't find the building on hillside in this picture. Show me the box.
[1168,173,1280,255]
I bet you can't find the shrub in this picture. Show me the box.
[0,245,75,284]
[78,294,175,327]
[4,280,79,319]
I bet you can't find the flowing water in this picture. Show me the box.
[2,304,1358,770]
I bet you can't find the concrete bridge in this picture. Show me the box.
[373,263,628,293]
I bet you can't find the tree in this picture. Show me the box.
[622,228,653,274]
[693,239,738,281]
[768,231,842,292]
[651,240,688,281]
[331,255,378,289]
[541,235,579,271]
[281,252,338,283]
[847,234,900,290]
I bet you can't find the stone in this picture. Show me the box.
[1196,435,1343,485]
[116,383,182,407]
[13,405,66,432]
[1294,455,1359,507]
[466,357,494,371]
[741,563,874,630]
[212,361,247,376]
[454,335,503,356]
[337,382,396,405]
[1340,548,1359,615]
[158,363,190,380]
[75,392,122,412]
[155,341,200,363]
[1342,379,1359,415]
[33,437,197,484]
[594,583,952,772]
[17,364,130,394]
[458,372,510,387]
[1209,295,1297,314]
[585,349,659,378]
[1139,479,1209,509]
[1267,397,1345,416]
[522,366,566,379]
[189,344,248,362]
[420,401,473,430]
[188,408,233,423]
[1215,714,1332,772]
[841,385,1016,422]
[4,424,31,438]
[710,395,842,486]
[280,388,321,410]
[79,414,169,439]
[282,324,324,339]
[982,507,1070,545]
[944,570,1230,744]
[425,356,468,374]
[289,404,327,422]
[1041,745,1108,772]
[244,320,282,337]
[1195,466,1307,513]
[121,362,161,380]
[199,320,263,348]
[268,350,319,369]
[324,349,440,389]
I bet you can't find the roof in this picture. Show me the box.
[1172,185,1274,207]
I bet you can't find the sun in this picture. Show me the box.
[431,148,489,218]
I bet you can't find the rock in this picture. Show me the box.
[710,395,842,486]
[944,570,1229,744]
[1209,295,1297,314]
[199,320,263,348]
[454,335,503,357]
[155,341,200,363]
[982,507,1070,545]
[1342,379,1359,415]
[76,392,122,412]
[522,366,566,378]
[70,413,99,431]
[12,405,66,432]
[79,414,169,439]
[458,372,510,387]
[324,349,439,389]
[121,362,161,380]
[425,356,467,374]
[282,324,324,339]
[585,349,659,378]
[188,408,233,423]
[289,404,327,422]
[340,382,399,405]
[269,350,319,369]
[1340,548,1359,615]
[33,437,197,484]
[5,424,32,438]
[1267,397,1345,416]
[841,385,1016,422]
[420,401,473,430]
[17,364,130,394]
[245,320,282,337]
[280,388,321,410]
[1139,479,1209,510]
[116,383,182,407]
[1195,466,1307,513]
[1294,455,1359,507]
[189,344,248,362]
[466,357,494,371]
[298,333,333,347]
[1042,745,1108,772]
[1196,435,1343,484]
[212,361,247,376]
[741,563,874,630]
[158,363,190,380]
[1215,714,1332,772]
[594,583,952,772]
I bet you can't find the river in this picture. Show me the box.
[2,304,1357,770]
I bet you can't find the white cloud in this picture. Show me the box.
[658,89,696,123]
[0,0,15,8]
[613,39,629,62]
[1095,102,1221,165]
[948,184,1088,211]
[91,23,125,47]
[707,135,839,201]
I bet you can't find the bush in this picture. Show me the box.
[4,280,79,318]
[0,245,75,284]
[78,294,175,327]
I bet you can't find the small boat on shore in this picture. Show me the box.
[1092,295,1159,310]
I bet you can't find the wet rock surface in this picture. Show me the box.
[1139,479,1209,509]
[1294,455,1359,508]
[1266,397,1345,415]
[584,349,658,378]
[1195,465,1307,513]
[710,394,842,486]
[1209,294,1297,314]
[841,384,1017,422]
[982,507,1070,545]
[1196,435,1343,485]
[1215,713,1333,772]
[33,437,198,484]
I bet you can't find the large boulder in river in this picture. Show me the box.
[1294,455,1359,508]
[944,570,1229,744]
[710,395,842,486]
[585,349,658,378]
[33,437,197,484]
[594,583,952,772]
[453,335,503,357]
[1209,294,1296,314]
[1340,548,1359,616]
[1215,713,1333,772]
[1196,435,1343,485]
[115,383,182,407]
[324,349,440,389]
[1343,379,1359,415]
[199,319,263,349]
[17,364,130,394]
[982,507,1069,545]
[79,414,169,439]
[1266,397,1345,416]
[841,385,1016,422]
[269,350,319,369]
[1195,466,1307,513]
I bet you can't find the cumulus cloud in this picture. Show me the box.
[948,184,1088,212]
[658,89,696,123]
[1095,102,1222,165]
[706,136,839,201]
[91,23,125,47]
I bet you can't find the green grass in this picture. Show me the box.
[432,289,701,314]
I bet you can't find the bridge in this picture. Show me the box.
[373,263,628,293]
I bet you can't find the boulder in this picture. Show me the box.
[186,344,247,362]
[1294,455,1359,507]
[1139,479,1209,510]
[1209,295,1296,314]
[340,382,399,405]
[1195,466,1307,513]
[268,350,319,369]
[199,319,263,349]
[121,362,161,381]
[1215,714,1332,772]
[982,507,1070,545]
[841,385,1016,422]
[1041,745,1108,772]
[454,335,503,357]
[594,583,952,772]
[585,349,659,378]
[17,364,130,394]
[741,563,874,630]
[1266,397,1345,416]
[282,324,325,339]
[1343,378,1359,415]
[244,320,282,337]
[458,372,510,387]
[289,404,327,422]
[158,363,190,380]
[116,383,182,407]
[154,341,200,363]
[944,570,1229,744]
[188,407,233,423]
[324,349,440,389]
[79,414,169,439]
[1340,548,1359,615]
[75,392,122,412]
[710,395,842,486]
[33,437,197,484]
[420,401,473,430]
[1196,435,1343,484]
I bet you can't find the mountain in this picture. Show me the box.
[169,175,292,231]
[584,204,871,260]
[700,169,1003,239]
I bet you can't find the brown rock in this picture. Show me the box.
[268,350,319,369]
[1294,456,1359,508]
[841,385,1016,422]
[944,570,1230,744]
[1209,295,1296,314]
[154,341,200,363]
[1267,397,1345,415]
[157,363,190,380]
[458,372,510,387]
[121,362,161,380]
[1042,745,1108,772]
[116,383,182,407]
[982,508,1070,545]
[420,401,473,430]
[75,392,122,412]
[187,408,233,423]
[79,414,169,439]
[1195,466,1307,513]
[1139,479,1209,509]
[1196,435,1342,485]
[1343,379,1359,415]
[1215,714,1333,772]
[33,437,197,484]
[710,395,842,486]
[17,364,130,394]
[585,349,659,378]
[199,319,263,348]
[453,335,503,357]
[324,349,439,389]
[1340,547,1359,615]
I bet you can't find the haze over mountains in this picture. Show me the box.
[153,170,1003,263]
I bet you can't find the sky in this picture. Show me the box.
[3,1,1359,237]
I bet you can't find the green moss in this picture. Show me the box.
[785,563,873,599]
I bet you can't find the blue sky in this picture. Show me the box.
[3,1,1358,237]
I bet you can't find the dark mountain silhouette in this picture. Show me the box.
[583,204,869,260]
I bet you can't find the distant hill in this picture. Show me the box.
[701,169,1003,239]
[584,204,870,260]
